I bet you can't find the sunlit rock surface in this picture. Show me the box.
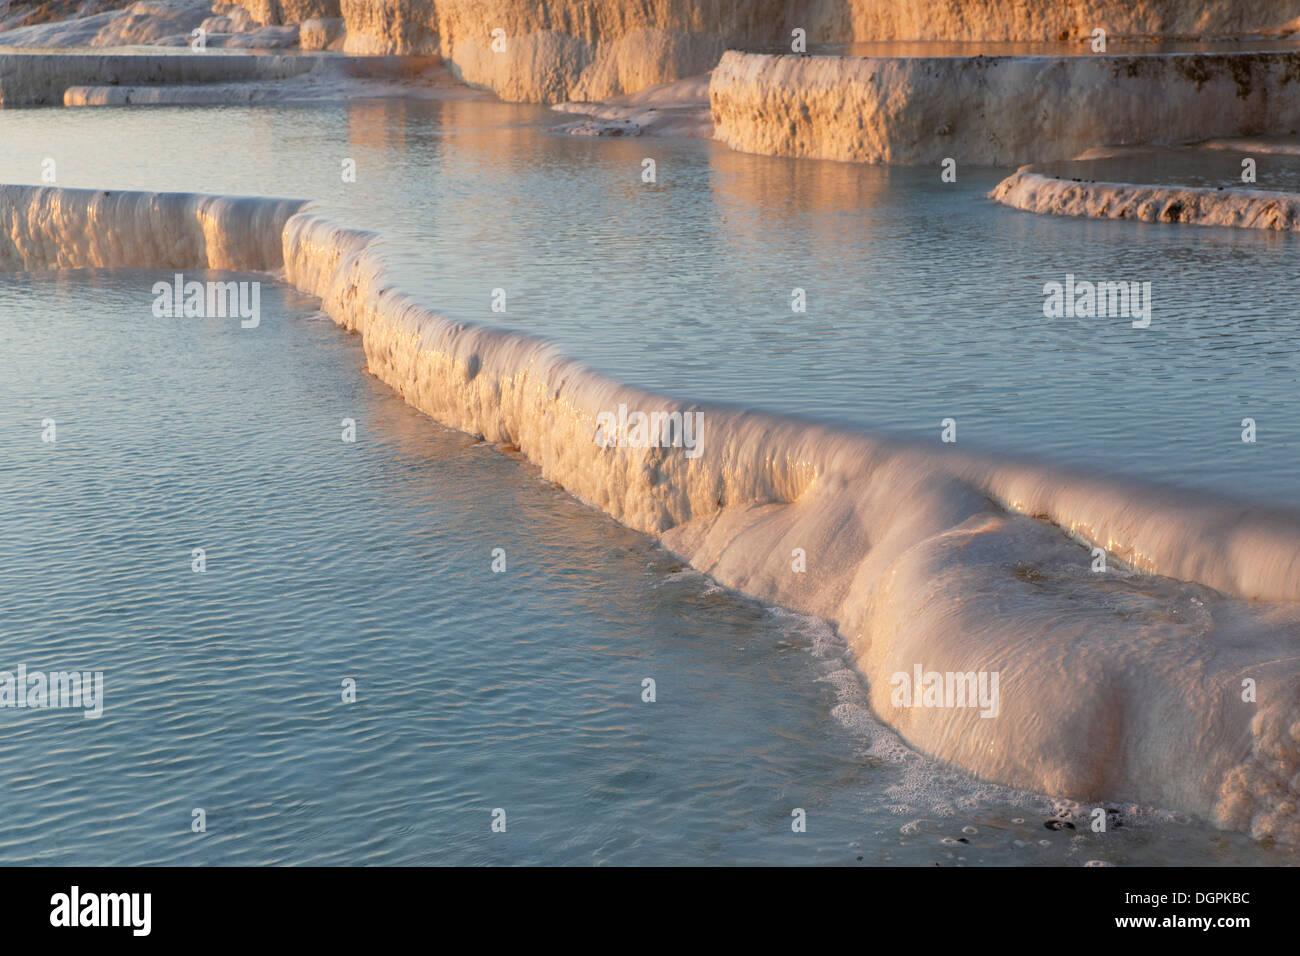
[992,167,1300,229]
[710,50,1300,166]
[330,0,1300,102]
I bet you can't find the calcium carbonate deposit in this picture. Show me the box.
[3,0,1300,867]
[2,182,1294,845]
[710,49,1300,166]
[992,167,1300,230]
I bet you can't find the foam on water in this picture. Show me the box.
[3,181,1296,844]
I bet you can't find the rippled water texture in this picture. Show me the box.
[2,97,1298,864]
[1,271,1290,865]
[1,100,1297,503]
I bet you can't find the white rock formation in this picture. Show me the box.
[991,167,1300,229]
[331,0,1300,102]
[0,0,212,46]
[298,14,342,49]
[710,49,1300,166]
[9,0,1300,108]
[61,55,485,103]
[2,180,1296,844]
[0,183,304,269]
[0,49,318,104]
[551,73,711,138]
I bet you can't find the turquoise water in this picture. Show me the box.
[1,271,1289,866]
[1,100,1296,506]
[1,99,1298,865]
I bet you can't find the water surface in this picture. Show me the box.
[3,100,1294,505]
[1,271,1290,865]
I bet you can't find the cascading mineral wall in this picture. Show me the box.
[836,0,1300,41]
[274,206,1300,847]
[0,184,306,269]
[335,0,799,99]
[336,0,437,55]
[2,181,1296,843]
[991,167,1300,229]
[9,2,1300,102]
[710,50,1300,166]
[310,1,1300,102]
[0,51,319,106]
[231,0,341,25]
